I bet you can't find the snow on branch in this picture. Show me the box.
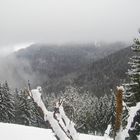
[31,86,78,140]
[55,100,78,140]
[116,86,124,92]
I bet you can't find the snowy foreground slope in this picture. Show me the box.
[0,123,111,140]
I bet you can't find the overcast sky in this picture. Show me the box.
[0,0,140,54]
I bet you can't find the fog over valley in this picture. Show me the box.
[0,0,140,54]
[0,1,140,139]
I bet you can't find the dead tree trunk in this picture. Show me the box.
[31,86,78,140]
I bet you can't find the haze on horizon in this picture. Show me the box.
[0,0,140,55]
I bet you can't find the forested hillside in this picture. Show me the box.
[0,42,129,97]
[74,46,133,96]
[0,41,139,139]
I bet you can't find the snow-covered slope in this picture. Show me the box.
[0,123,111,140]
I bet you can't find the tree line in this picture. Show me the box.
[0,81,115,135]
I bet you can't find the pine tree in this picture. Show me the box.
[124,37,140,107]
[0,82,15,123]
[94,94,115,136]
[15,89,46,127]
[108,92,116,137]
[123,36,140,140]
[15,89,30,125]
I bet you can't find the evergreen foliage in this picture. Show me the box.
[124,38,140,107]
[123,35,140,140]
[15,89,47,128]
[0,82,15,123]
[0,81,116,135]
[46,86,115,135]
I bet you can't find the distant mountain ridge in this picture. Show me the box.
[74,46,133,96]
[0,42,131,96]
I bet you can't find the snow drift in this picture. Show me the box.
[0,123,111,140]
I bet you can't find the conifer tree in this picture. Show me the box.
[0,82,15,123]
[124,37,140,107]
[15,89,46,127]
[15,89,30,125]
[123,34,140,140]
[108,92,116,137]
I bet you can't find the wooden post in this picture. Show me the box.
[114,86,124,140]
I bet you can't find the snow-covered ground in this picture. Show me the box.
[0,123,111,140]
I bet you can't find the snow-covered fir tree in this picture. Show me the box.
[124,38,140,107]
[123,35,140,140]
[0,82,15,123]
[45,86,115,135]
[15,89,47,128]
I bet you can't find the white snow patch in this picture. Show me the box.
[13,42,34,52]
[0,123,112,140]
[31,87,48,115]
[104,124,111,140]
[0,123,56,140]
[126,102,140,130]
[117,86,124,92]
[121,102,140,140]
